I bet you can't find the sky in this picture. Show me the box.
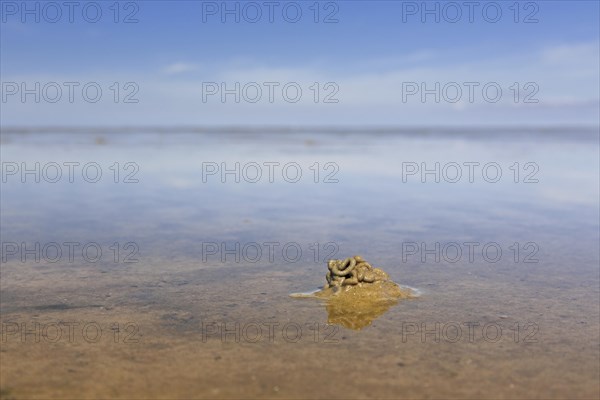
[1,0,599,127]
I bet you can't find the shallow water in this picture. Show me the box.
[1,130,599,399]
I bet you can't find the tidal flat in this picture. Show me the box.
[0,129,598,399]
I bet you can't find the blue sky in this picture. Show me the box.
[1,0,599,126]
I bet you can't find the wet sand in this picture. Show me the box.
[1,130,599,399]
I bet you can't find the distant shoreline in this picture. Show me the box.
[1,125,599,135]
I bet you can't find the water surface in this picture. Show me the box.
[1,130,598,399]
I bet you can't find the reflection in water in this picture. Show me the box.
[292,281,415,330]
[323,282,414,330]
[325,297,397,330]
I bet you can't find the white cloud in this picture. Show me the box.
[2,42,599,126]
[540,42,599,65]
[162,62,200,75]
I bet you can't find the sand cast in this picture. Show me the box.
[291,256,415,329]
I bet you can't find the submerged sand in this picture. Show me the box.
[1,131,599,399]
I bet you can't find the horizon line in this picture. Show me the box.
[2,125,599,135]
